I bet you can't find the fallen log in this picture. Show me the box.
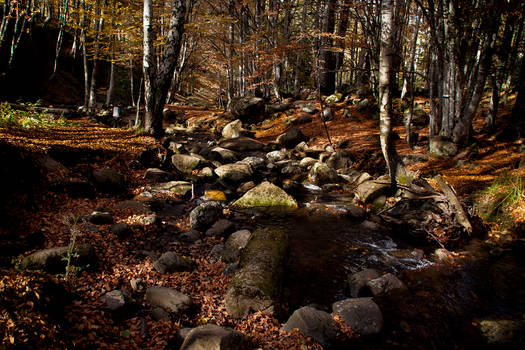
[434,175,472,235]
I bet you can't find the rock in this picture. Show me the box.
[325,93,343,105]
[429,136,458,158]
[146,286,193,314]
[222,119,246,139]
[190,202,223,231]
[355,180,391,204]
[478,319,525,345]
[321,108,333,121]
[357,98,372,111]
[87,210,113,224]
[116,200,153,214]
[140,214,159,225]
[266,150,287,163]
[20,244,98,273]
[232,181,298,209]
[111,223,132,238]
[265,101,291,115]
[225,227,288,318]
[231,97,265,122]
[301,105,318,114]
[342,108,352,119]
[276,128,307,148]
[403,107,429,128]
[281,306,337,348]
[221,230,252,263]
[101,290,125,311]
[130,278,146,291]
[348,269,382,298]
[144,168,174,182]
[299,157,318,169]
[154,251,195,273]
[308,162,339,186]
[63,180,95,198]
[204,190,227,202]
[152,181,192,197]
[292,113,313,125]
[171,154,202,174]
[92,168,124,192]
[214,162,253,184]
[180,230,201,243]
[219,137,264,152]
[150,307,170,321]
[237,181,256,195]
[366,273,407,296]
[281,163,302,178]
[240,156,266,171]
[211,147,237,163]
[206,219,235,237]
[332,298,383,335]
[180,324,244,350]
[326,151,353,170]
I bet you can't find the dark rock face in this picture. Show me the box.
[281,306,337,348]
[92,168,124,193]
[154,252,195,274]
[332,298,383,335]
[20,244,98,273]
[231,97,265,123]
[189,202,223,231]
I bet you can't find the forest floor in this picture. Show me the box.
[1,97,524,349]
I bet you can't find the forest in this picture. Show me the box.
[1,0,525,349]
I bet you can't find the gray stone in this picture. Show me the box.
[321,108,333,121]
[403,107,428,128]
[111,223,132,237]
[326,151,353,170]
[225,227,288,318]
[232,181,298,209]
[355,180,391,204]
[144,168,174,182]
[429,136,458,158]
[299,157,318,169]
[180,230,201,243]
[152,181,192,197]
[221,230,251,263]
[190,202,223,231]
[231,96,265,122]
[308,162,339,186]
[154,251,195,274]
[180,324,244,350]
[239,156,266,171]
[332,298,383,335]
[150,307,170,321]
[219,137,264,152]
[93,168,124,192]
[266,150,287,163]
[276,128,307,148]
[101,290,125,311]
[146,286,193,314]
[293,114,313,125]
[301,105,318,114]
[211,147,237,163]
[366,273,407,296]
[347,205,367,221]
[206,219,235,237]
[237,181,256,195]
[87,210,113,224]
[171,154,202,174]
[356,98,372,111]
[20,244,98,273]
[348,269,382,298]
[281,306,337,348]
[210,244,224,257]
[222,119,245,139]
[214,162,252,184]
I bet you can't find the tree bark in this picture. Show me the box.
[319,0,337,95]
[512,53,525,138]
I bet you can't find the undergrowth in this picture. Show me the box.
[0,102,69,129]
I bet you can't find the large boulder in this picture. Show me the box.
[429,136,458,158]
[224,227,288,318]
[151,181,192,197]
[144,168,174,182]
[265,101,292,115]
[221,230,252,263]
[171,154,202,174]
[281,306,337,348]
[180,324,244,350]
[355,180,391,204]
[366,273,407,296]
[308,162,339,186]
[222,119,246,139]
[231,97,265,122]
[332,298,383,335]
[153,252,195,274]
[326,151,353,170]
[190,202,223,231]
[348,268,382,298]
[92,168,124,192]
[276,128,307,149]
[219,137,264,152]
[231,181,298,209]
[146,286,193,314]
[20,244,98,273]
[211,147,237,163]
[214,162,253,184]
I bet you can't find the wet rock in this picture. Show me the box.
[214,162,252,184]
[232,181,298,209]
[144,168,174,182]
[429,136,458,158]
[206,219,235,237]
[92,168,124,193]
[240,156,266,171]
[203,190,227,202]
[180,324,244,350]
[326,151,353,170]
[111,223,132,238]
[146,286,193,314]
[237,181,256,195]
[219,137,264,152]
[332,298,383,335]
[299,157,318,169]
[308,162,339,186]
[366,273,407,296]
[266,150,287,163]
[225,227,288,318]
[348,269,382,297]
[101,290,125,311]
[20,244,98,273]
[276,128,307,148]
[221,230,252,263]
[281,306,337,348]
[347,205,367,221]
[154,251,195,273]
[171,154,202,174]
[190,202,223,231]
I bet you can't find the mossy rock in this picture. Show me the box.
[224,227,289,318]
[231,181,298,209]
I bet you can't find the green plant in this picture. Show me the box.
[0,101,70,129]
[62,215,81,280]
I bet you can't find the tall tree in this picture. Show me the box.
[143,0,187,136]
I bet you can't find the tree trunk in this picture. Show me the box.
[319,0,336,95]
[293,0,309,98]
[512,53,525,138]
[88,0,103,112]
[105,55,115,106]
[334,0,351,93]
[143,0,187,137]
